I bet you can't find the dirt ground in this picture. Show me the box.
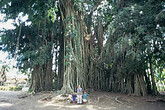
[0,90,165,110]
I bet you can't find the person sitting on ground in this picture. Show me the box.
[72,92,77,104]
[83,91,87,104]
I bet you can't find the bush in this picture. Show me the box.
[15,86,23,91]
[0,86,8,91]
[0,86,23,91]
[28,88,33,93]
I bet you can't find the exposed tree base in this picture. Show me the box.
[58,85,73,94]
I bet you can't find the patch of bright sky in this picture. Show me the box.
[0,13,30,77]
[0,13,31,30]
[0,13,29,66]
[0,14,15,65]
[0,14,15,29]
[0,51,8,63]
[15,12,31,26]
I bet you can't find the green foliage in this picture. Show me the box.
[0,0,59,72]
[0,86,8,91]
[28,88,33,93]
[103,0,165,78]
[48,7,58,22]
[9,86,23,91]
[0,86,23,91]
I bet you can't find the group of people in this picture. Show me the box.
[72,85,87,104]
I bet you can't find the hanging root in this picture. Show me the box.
[115,96,124,104]
[14,24,22,59]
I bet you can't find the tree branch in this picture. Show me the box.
[14,23,22,59]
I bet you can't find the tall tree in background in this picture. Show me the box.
[0,0,59,92]
[0,65,10,86]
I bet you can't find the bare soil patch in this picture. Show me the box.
[0,90,165,110]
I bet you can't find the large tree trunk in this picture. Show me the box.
[30,59,53,93]
[59,0,76,93]
[30,66,41,92]
[0,68,7,86]
[45,57,53,91]
[57,26,64,90]
[144,72,152,94]
[134,74,146,96]
[59,0,92,94]
[30,35,53,93]
[149,57,158,95]
[96,20,103,55]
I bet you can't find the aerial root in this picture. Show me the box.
[115,96,124,104]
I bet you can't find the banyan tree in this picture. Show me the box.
[0,0,164,96]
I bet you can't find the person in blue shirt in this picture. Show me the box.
[83,91,87,104]
[72,92,77,104]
